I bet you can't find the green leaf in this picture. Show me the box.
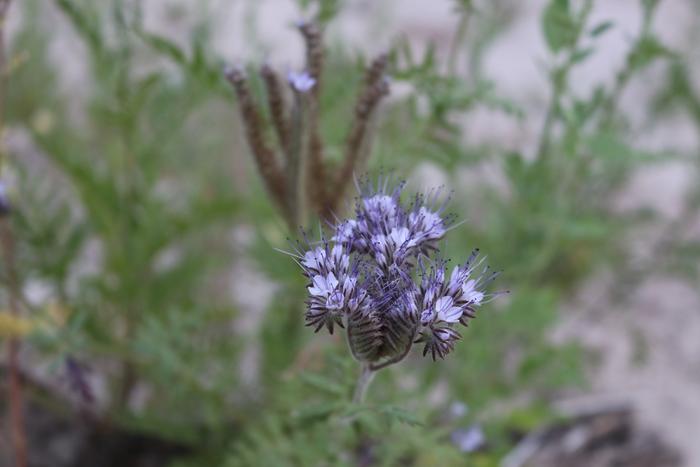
[542,0,577,52]
[589,20,614,37]
[299,372,347,396]
[628,36,673,70]
[55,0,103,55]
[292,402,342,423]
[586,133,664,163]
[137,31,187,65]
[317,0,342,24]
[378,405,424,427]
[570,47,595,65]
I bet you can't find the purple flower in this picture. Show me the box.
[451,424,486,452]
[287,70,316,93]
[288,178,502,366]
[65,356,94,404]
[0,181,10,216]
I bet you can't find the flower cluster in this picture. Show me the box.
[291,179,501,367]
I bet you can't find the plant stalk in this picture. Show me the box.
[0,1,27,466]
[0,221,28,467]
[288,91,308,226]
[352,363,375,404]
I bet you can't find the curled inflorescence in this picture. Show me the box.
[289,178,502,368]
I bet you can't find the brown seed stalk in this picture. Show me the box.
[260,64,291,158]
[298,22,329,218]
[225,67,289,220]
[298,22,324,98]
[330,54,390,212]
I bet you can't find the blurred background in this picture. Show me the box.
[1,0,699,466]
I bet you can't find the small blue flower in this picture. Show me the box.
[287,70,316,93]
[451,424,486,453]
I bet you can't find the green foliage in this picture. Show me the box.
[542,0,577,52]
[219,352,467,467]
[9,0,242,443]
[297,0,343,24]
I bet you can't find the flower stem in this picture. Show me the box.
[287,90,308,227]
[352,363,375,404]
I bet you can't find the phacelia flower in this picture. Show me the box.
[289,178,502,368]
[287,70,316,93]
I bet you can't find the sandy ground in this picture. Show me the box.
[10,0,700,465]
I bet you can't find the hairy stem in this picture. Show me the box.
[352,363,375,404]
[536,0,593,161]
[288,91,308,226]
[446,4,472,77]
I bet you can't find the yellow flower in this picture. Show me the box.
[0,302,71,338]
[0,312,35,338]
